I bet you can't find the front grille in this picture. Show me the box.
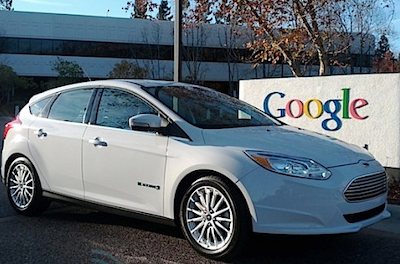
[344,172,387,202]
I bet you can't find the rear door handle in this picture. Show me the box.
[34,129,47,138]
[89,137,108,147]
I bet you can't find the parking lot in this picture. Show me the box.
[0,188,399,264]
[1,116,400,263]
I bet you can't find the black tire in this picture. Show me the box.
[6,157,50,216]
[179,175,250,260]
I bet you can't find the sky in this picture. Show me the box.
[391,0,400,53]
[9,0,400,53]
[12,0,131,18]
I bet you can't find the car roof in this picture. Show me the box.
[28,79,190,104]
[119,79,182,88]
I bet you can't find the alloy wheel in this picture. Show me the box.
[185,185,234,251]
[8,163,35,210]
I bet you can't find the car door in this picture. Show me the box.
[29,88,95,199]
[82,88,168,215]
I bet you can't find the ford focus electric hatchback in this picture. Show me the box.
[1,80,390,259]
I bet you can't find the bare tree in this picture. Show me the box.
[215,0,394,77]
[337,0,395,73]
[138,21,173,80]
[124,0,156,19]
[182,24,210,84]
[217,25,253,95]
[180,0,218,83]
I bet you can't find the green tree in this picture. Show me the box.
[108,60,148,79]
[375,34,390,60]
[0,0,12,10]
[0,64,18,106]
[157,0,172,20]
[373,35,398,73]
[0,64,38,115]
[52,57,84,86]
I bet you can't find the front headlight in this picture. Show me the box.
[245,151,331,180]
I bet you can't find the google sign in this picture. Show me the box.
[263,88,368,131]
[240,74,400,169]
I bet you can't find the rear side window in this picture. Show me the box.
[30,97,51,116]
[48,89,93,123]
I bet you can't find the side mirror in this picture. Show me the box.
[129,114,162,131]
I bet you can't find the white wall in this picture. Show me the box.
[0,11,173,44]
[239,73,400,168]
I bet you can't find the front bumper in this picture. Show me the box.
[238,160,391,235]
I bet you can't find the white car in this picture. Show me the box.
[1,80,390,259]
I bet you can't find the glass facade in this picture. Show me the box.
[0,36,372,68]
[0,37,251,63]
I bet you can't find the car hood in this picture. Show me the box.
[201,125,374,168]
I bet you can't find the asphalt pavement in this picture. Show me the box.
[370,204,400,234]
[1,114,400,235]
[0,183,399,264]
[1,115,400,264]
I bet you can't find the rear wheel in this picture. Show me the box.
[179,176,250,260]
[7,157,50,215]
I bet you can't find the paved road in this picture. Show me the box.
[0,181,399,264]
[1,116,400,263]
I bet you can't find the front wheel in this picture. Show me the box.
[6,157,50,215]
[179,176,250,260]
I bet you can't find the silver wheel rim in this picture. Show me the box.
[9,164,35,209]
[185,185,234,251]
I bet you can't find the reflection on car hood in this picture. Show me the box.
[201,125,374,168]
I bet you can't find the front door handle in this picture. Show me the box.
[89,137,108,147]
[34,129,47,138]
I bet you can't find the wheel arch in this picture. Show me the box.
[5,153,51,215]
[173,169,255,228]
[4,153,28,186]
[4,153,49,190]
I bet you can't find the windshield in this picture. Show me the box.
[143,85,279,129]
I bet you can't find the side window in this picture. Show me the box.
[48,89,93,123]
[30,97,51,116]
[96,88,157,130]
